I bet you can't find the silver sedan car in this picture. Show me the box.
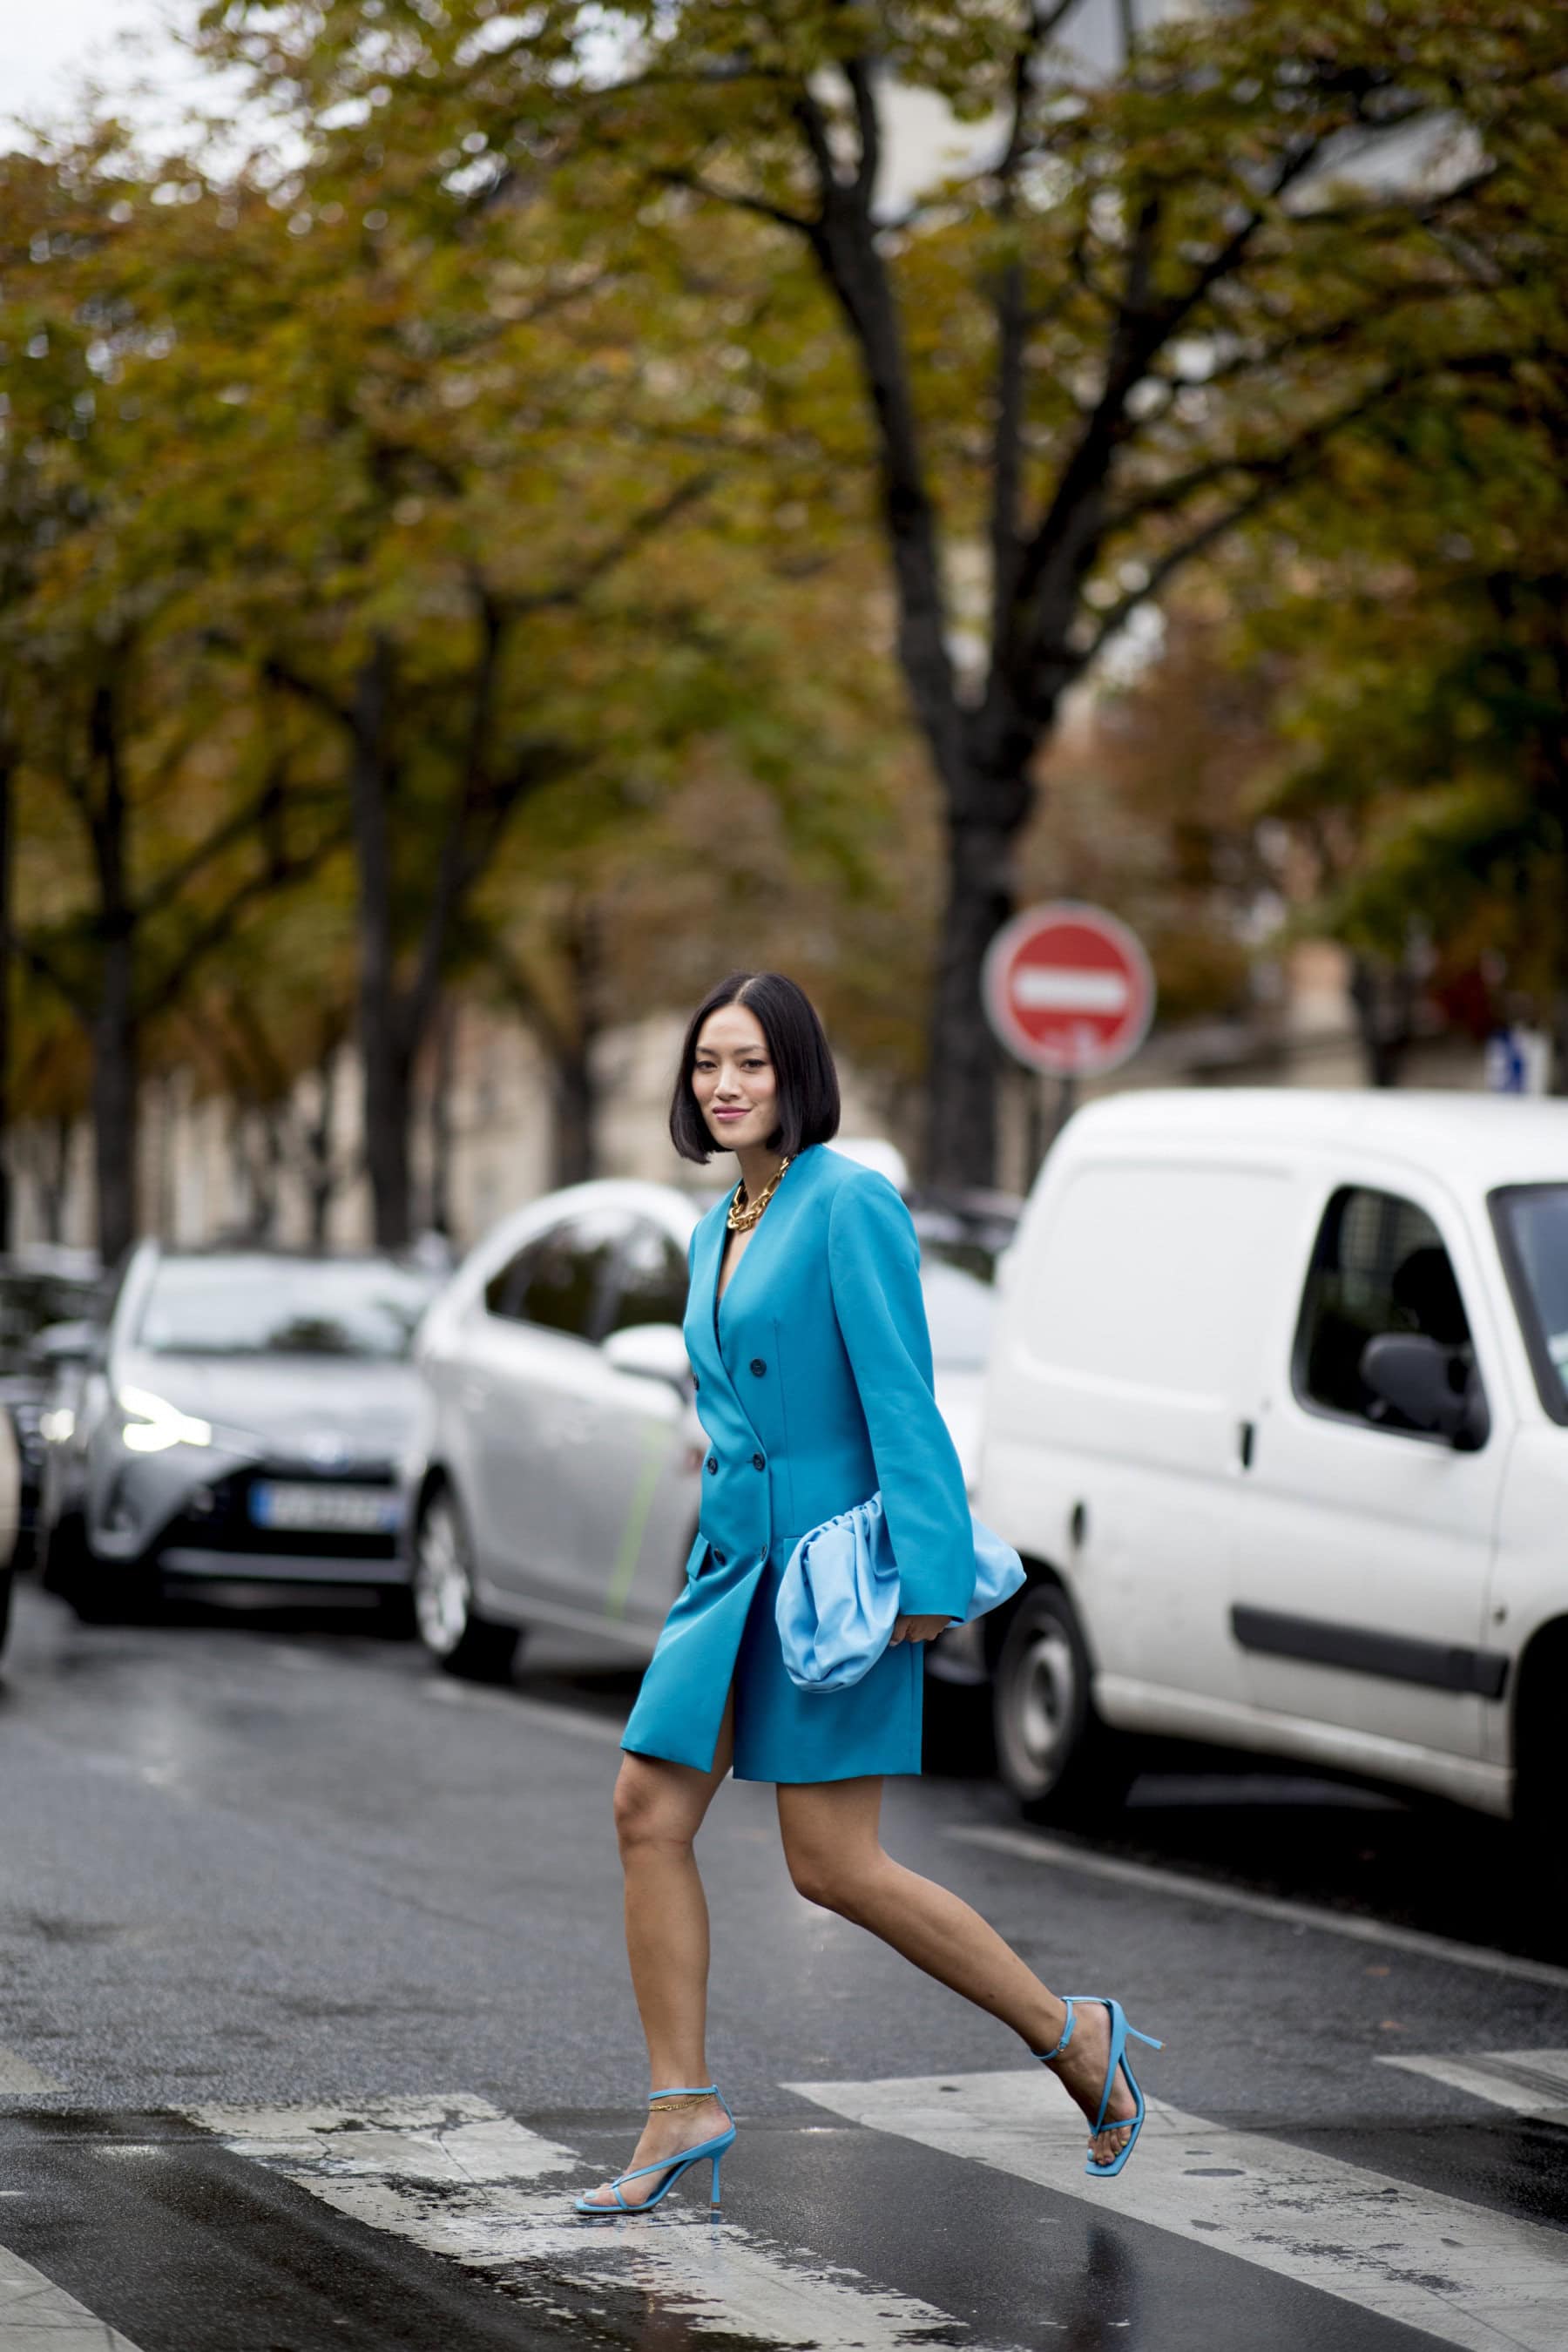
[402,1178,1000,1683]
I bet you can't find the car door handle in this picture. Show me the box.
[1238,1420,1256,1470]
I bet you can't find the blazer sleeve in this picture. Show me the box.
[826,1173,975,1620]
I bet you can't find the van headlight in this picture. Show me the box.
[118,1386,213,1454]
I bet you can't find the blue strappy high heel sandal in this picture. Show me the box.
[573,2084,736,2214]
[1038,1996,1162,2180]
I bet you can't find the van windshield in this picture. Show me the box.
[1491,1186,1568,1423]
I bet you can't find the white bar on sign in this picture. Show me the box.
[1012,969,1129,1013]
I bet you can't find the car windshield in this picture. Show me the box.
[921,1258,996,1370]
[135,1254,440,1361]
[1491,1185,1568,1423]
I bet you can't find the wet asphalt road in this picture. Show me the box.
[2,1575,1565,2352]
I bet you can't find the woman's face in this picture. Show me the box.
[691,1003,778,1153]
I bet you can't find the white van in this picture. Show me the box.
[975,1091,1568,1826]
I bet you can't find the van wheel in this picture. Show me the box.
[1511,1626,1568,1845]
[413,1490,520,1684]
[992,1583,1133,1824]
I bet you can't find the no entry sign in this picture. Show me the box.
[983,901,1155,1078]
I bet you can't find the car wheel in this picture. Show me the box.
[39,1509,158,1625]
[991,1581,1134,1824]
[412,1490,520,1684]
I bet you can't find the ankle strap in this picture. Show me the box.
[648,2084,717,2100]
[1036,2000,1076,2065]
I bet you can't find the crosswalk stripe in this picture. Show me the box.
[0,2236,145,2351]
[1379,2049,1568,2119]
[0,2050,63,2097]
[189,2094,1024,2351]
[785,2069,1568,2352]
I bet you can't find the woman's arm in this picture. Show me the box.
[826,1173,975,1623]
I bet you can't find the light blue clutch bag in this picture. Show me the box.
[775,1490,1025,1693]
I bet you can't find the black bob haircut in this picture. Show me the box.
[668,971,841,1164]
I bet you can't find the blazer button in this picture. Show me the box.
[713,1550,727,1566]
[706,1456,718,1474]
[693,1373,700,1389]
[752,1451,766,1470]
[749,1356,767,1376]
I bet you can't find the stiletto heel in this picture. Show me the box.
[1038,1996,1163,2180]
[573,2085,736,2214]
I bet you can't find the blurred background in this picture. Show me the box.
[2,0,1565,1258]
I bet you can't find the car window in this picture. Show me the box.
[483,1212,631,1341]
[1294,1186,1476,1432]
[604,1220,690,1336]
[1490,1184,1568,1424]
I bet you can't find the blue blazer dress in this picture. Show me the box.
[619,1142,975,1784]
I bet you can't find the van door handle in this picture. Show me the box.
[1238,1420,1256,1470]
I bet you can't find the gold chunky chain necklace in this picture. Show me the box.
[727,1152,793,1233]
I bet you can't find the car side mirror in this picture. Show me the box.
[28,1320,104,1373]
[601,1321,691,1395]
[1360,1333,1488,1450]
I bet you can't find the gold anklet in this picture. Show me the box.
[648,2092,712,2112]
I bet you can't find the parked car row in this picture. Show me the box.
[14,1092,1568,1835]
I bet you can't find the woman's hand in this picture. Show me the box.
[890,1614,952,1646]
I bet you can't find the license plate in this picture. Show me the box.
[248,1481,403,1534]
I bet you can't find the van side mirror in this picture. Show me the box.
[601,1321,691,1395]
[1360,1333,1488,1450]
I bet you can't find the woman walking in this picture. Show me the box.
[578,971,1159,2214]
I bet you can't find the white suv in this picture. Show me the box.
[976,1090,1568,1827]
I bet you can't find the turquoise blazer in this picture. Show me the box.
[620,1141,974,1781]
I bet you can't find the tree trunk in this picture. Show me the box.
[305,1036,341,1246]
[0,744,12,1252]
[346,637,415,1247]
[91,937,139,1264]
[924,806,1017,1189]
[88,680,139,1262]
[551,896,599,1189]
[424,995,456,1238]
[1348,953,1412,1089]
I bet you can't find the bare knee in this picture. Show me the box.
[784,1839,881,1919]
[612,1761,700,1861]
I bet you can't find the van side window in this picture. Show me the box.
[1294,1187,1476,1433]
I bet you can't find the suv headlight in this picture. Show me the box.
[118,1385,213,1454]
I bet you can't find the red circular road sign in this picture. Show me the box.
[982,901,1156,1078]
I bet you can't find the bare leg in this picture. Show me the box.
[777,1776,1139,2166]
[580,1693,735,2208]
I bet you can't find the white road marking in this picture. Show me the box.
[191,2094,1024,2350]
[787,2069,1568,2352]
[949,1824,1568,1991]
[0,2050,63,2096]
[0,2237,145,2350]
[1379,2049,1568,2120]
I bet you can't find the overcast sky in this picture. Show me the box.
[2,2,210,142]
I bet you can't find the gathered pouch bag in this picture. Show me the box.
[775,1490,1025,1693]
